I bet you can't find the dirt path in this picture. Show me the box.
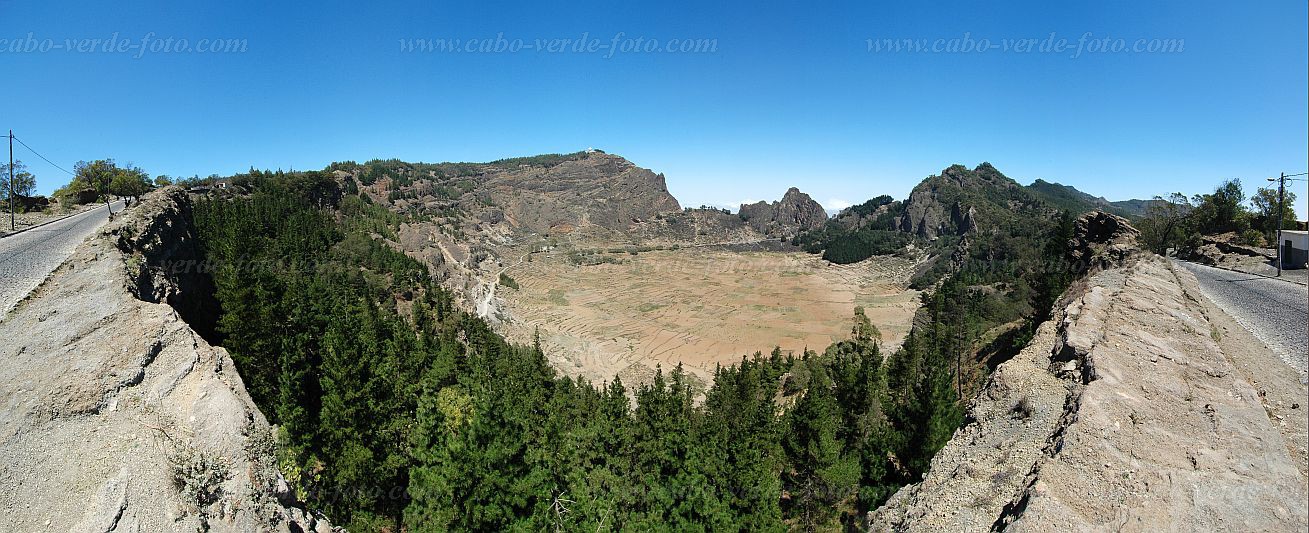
[476,251,530,318]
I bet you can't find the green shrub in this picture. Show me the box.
[498,272,519,289]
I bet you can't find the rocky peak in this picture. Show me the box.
[738,187,827,239]
[897,163,1023,240]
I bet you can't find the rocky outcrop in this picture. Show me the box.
[869,252,1308,528]
[113,187,221,340]
[896,163,1022,240]
[69,187,100,205]
[1066,210,1141,274]
[738,187,827,239]
[827,195,896,231]
[13,194,50,212]
[486,152,682,234]
[0,188,333,532]
[1184,232,1277,268]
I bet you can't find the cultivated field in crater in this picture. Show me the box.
[497,248,923,386]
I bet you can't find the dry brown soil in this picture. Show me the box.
[497,248,922,386]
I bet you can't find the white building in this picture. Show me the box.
[1278,230,1308,269]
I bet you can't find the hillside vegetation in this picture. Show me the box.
[797,163,1080,408]
[1023,178,1149,219]
[189,170,977,531]
[1137,177,1298,256]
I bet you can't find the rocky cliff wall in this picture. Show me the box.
[869,253,1308,531]
[486,152,683,234]
[0,188,333,532]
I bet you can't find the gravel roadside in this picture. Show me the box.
[1175,259,1309,382]
[0,202,104,238]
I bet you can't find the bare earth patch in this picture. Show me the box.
[497,248,921,385]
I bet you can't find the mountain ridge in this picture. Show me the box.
[1024,178,1154,219]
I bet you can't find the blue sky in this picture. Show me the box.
[3,0,1307,217]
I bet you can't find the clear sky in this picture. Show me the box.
[3,0,1307,217]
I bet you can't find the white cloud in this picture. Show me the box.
[827,198,852,210]
[705,199,756,212]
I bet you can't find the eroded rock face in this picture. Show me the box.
[1183,232,1277,269]
[1067,210,1141,274]
[895,182,943,239]
[869,256,1308,532]
[738,187,827,239]
[114,186,222,341]
[0,188,333,532]
[486,152,682,234]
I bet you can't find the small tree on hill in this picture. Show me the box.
[0,160,36,200]
[1139,192,1193,255]
[1251,186,1298,243]
[111,165,152,203]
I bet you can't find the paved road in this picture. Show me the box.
[0,202,125,317]
[1176,260,1308,379]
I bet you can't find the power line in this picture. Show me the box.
[10,135,76,177]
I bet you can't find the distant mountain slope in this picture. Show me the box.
[335,150,681,236]
[1024,179,1117,215]
[896,163,1033,240]
[796,163,1054,269]
[1023,179,1153,219]
[483,152,681,233]
[1105,198,1157,218]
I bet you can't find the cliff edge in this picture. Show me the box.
[870,212,1308,531]
[0,188,332,532]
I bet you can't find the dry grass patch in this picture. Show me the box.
[499,248,922,385]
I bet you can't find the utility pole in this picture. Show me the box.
[104,172,112,216]
[9,130,14,232]
[1275,172,1286,276]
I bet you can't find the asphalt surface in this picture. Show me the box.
[1176,260,1309,379]
[0,201,124,317]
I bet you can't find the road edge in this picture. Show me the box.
[0,202,111,239]
[1173,258,1308,287]
[1170,260,1309,479]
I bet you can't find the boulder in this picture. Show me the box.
[1067,210,1140,273]
[14,194,50,212]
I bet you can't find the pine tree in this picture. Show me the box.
[783,363,860,531]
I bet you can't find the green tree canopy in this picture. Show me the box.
[1251,186,1298,239]
[0,160,36,199]
[110,165,152,202]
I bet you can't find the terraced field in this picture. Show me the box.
[497,248,923,386]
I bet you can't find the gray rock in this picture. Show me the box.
[896,163,1021,240]
[485,152,682,234]
[1066,210,1141,274]
[738,187,827,239]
